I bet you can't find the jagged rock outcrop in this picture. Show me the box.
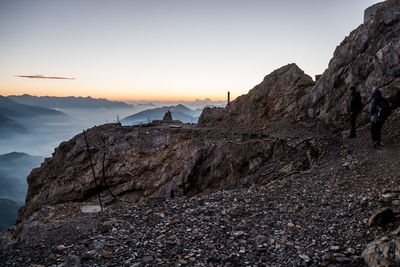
[198,64,315,128]
[306,0,400,127]
[18,123,319,221]
[362,227,400,266]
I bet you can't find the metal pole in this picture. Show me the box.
[83,130,103,211]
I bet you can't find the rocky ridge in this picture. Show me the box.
[198,64,315,128]
[18,121,321,222]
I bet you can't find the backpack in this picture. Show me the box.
[376,98,392,120]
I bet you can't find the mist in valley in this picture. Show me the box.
[0,107,140,157]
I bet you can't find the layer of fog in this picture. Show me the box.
[0,107,144,157]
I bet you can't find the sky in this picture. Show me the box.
[0,0,382,101]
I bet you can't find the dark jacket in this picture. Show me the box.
[349,91,362,114]
[369,89,383,122]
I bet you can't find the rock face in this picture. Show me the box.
[18,123,317,221]
[198,64,315,128]
[306,0,400,126]
[362,227,400,266]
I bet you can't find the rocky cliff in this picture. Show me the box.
[198,64,315,128]
[19,122,321,221]
[306,0,400,127]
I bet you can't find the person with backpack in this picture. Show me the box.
[348,85,362,138]
[369,88,392,148]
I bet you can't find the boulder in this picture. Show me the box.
[362,226,400,266]
[197,107,224,127]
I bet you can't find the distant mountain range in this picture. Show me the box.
[0,96,66,137]
[0,152,43,231]
[8,94,133,109]
[121,104,202,125]
[0,95,64,118]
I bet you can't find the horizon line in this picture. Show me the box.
[4,93,227,103]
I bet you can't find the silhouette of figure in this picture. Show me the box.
[369,88,391,148]
[163,110,172,121]
[348,85,362,138]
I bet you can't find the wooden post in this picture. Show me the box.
[227,91,230,105]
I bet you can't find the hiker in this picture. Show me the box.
[348,85,362,138]
[369,88,391,148]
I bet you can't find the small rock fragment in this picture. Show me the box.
[57,244,73,251]
[299,254,310,262]
[64,254,81,267]
[142,255,154,263]
[81,250,97,260]
[330,246,340,251]
[102,250,113,259]
[392,200,400,206]
[169,218,181,224]
[80,205,102,213]
[179,258,189,265]
[93,241,105,251]
[232,231,244,237]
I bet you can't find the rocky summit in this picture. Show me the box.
[198,63,315,128]
[2,1,400,266]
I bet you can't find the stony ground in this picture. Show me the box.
[1,113,400,266]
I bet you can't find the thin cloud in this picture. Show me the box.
[15,75,75,80]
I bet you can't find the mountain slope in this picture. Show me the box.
[0,115,26,136]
